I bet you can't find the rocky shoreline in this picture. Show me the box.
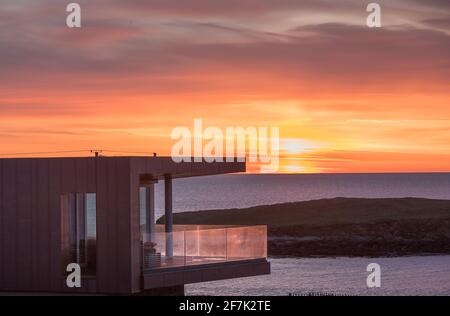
[160,197,450,258]
[268,218,450,257]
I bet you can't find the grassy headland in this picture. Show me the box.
[158,198,450,257]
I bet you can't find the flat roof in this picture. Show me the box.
[0,156,246,179]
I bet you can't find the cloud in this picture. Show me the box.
[2,19,449,89]
[101,0,354,17]
[409,0,450,9]
[0,0,449,167]
[1,12,449,123]
[421,18,450,32]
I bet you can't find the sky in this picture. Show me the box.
[0,0,449,173]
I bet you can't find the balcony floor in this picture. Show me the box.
[144,255,265,271]
[142,258,270,289]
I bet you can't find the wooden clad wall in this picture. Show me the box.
[0,157,134,294]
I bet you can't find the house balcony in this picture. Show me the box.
[141,225,270,289]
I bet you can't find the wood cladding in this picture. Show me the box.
[0,157,245,294]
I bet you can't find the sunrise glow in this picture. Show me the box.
[0,1,449,173]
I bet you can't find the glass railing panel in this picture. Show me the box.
[142,231,186,269]
[142,225,267,271]
[184,228,227,265]
[226,225,267,260]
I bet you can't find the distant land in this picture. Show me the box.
[158,198,450,257]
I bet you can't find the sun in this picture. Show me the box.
[281,138,320,155]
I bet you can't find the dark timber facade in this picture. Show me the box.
[0,156,270,294]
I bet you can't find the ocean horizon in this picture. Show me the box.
[153,173,450,219]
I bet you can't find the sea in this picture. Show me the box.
[153,173,450,296]
[153,173,450,217]
[186,256,450,296]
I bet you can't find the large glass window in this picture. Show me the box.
[139,186,156,239]
[61,193,97,276]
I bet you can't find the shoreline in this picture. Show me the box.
[159,197,450,258]
[266,217,450,257]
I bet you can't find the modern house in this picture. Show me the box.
[0,156,270,295]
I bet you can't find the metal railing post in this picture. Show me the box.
[225,228,228,261]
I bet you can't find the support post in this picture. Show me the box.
[164,174,173,258]
[145,183,156,241]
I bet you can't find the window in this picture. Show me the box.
[139,186,156,240]
[61,193,97,276]
[140,187,147,238]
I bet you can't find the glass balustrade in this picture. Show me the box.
[141,225,267,270]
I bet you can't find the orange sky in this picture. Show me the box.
[0,0,449,173]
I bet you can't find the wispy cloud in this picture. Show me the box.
[0,1,449,171]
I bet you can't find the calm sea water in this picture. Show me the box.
[153,173,450,296]
[186,256,450,296]
[154,173,450,218]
